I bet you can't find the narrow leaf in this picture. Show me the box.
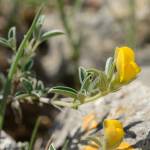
[41,30,64,41]
[24,59,34,71]
[105,57,114,80]
[49,86,77,98]
[79,66,87,84]
[0,37,10,48]
[99,71,108,92]
[22,79,33,93]
[8,27,16,40]
[49,144,56,150]
[33,15,45,40]
[8,27,17,51]
[80,74,93,92]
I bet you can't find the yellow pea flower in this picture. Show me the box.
[82,113,98,131]
[83,145,99,150]
[103,119,125,150]
[83,142,134,150]
[117,142,134,150]
[115,47,141,83]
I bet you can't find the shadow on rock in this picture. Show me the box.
[133,131,150,150]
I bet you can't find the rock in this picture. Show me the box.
[107,0,150,20]
[51,80,150,149]
[0,130,17,150]
[41,0,150,78]
[139,66,150,87]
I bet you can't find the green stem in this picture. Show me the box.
[56,0,81,88]
[32,41,41,52]
[0,8,42,130]
[83,90,109,103]
[127,0,136,48]
[52,91,109,108]
[102,142,106,150]
[74,0,82,13]
[52,100,76,108]
[29,117,41,150]
[56,0,80,61]
[15,93,38,101]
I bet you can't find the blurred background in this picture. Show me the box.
[0,0,150,149]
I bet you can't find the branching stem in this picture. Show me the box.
[0,8,42,130]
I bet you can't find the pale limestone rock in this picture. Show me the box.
[52,80,150,149]
[0,131,17,150]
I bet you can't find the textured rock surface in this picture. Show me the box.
[80,80,150,149]
[0,131,29,149]
[139,66,150,87]
[52,80,150,149]
[0,131,17,149]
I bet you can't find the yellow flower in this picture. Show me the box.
[103,119,125,150]
[82,113,98,131]
[117,141,134,150]
[83,141,134,150]
[83,145,99,150]
[115,47,141,83]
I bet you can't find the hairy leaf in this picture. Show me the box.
[49,144,56,150]
[49,86,77,98]
[79,66,87,84]
[41,30,64,42]
[0,37,10,48]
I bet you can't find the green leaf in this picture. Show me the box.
[24,59,34,71]
[41,30,64,42]
[105,57,114,80]
[0,37,10,48]
[8,27,16,51]
[62,140,69,150]
[36,15,45,29]
[22,78,33,93]
[78,66,87,84]
[80,74,93,93]
[33,15,45,40]
[36,80,44,91]
[49,86,78,99]
[99,71,108,92]
[87,76,100,94]
[48,144,56,150]
[8,27,16,40]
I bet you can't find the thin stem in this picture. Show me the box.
[74,0,82,12]
[52,100,75,108]
[29,117,41,150]
[15,93,38,101]
[56,0,81,88]
[52,91,108,108]
[0,8,42,130]
[62,140,69,150]
[32,41,41,53]
[85,93,103,103]
[127,0,136,48]
[56,0,80,61]
[102,142,106,150]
